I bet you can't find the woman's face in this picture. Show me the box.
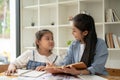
[37,32,54,51]
[72,26,87,43]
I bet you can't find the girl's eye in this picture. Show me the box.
[46,38,49,40]
[73,30,76,32]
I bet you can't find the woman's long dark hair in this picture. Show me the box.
[73,14,97,67]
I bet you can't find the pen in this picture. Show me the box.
[52,55,58,64]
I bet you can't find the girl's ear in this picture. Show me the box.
[35,39,39,45]
[83,30,88,36]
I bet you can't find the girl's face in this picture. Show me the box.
[37,32,54,51]
[72,26,88,43]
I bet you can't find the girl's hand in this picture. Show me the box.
[5,64,17,76]
[35,66,45,71]
[46,62,56,68]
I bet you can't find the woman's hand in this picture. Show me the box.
[61,66,81,75]
[5,64,17,76]
[61,65,90,75]
[35,66,46,71]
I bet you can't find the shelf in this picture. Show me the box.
[108,48,120,51]
[59,0,78,5]
[80,0,102,2]
[105,22,120,25]
[21,0,120,69]
[24,26,39,29]
[39,0,57,5]
[59,24,72,27]
[59,0,77,2]
[24,5,38,9]
[39,3,57,7]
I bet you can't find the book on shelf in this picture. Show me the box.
[117,37,120,48]
[105,9,120,22]
[105,33,120,48]
[11,69,46,78]
[112,34,119,48]
[105,33,110,48]
[112,9,120,22]
[45,62,87,74]
[109,33,114,48]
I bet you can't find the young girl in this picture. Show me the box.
[59,13,108,75]
[6,29,61,75]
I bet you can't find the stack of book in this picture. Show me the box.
[105,33,120,48]
[105,9,120,22]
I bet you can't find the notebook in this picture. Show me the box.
[45,62,87,74]
[12,69,46,77]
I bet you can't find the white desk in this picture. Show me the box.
[0,73,108,80]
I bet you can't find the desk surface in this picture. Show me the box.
[1,72,120,80]
[103,76,120,80]
[0,73,120,80]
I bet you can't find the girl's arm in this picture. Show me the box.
[5,64,17,76]
[13,50,32,69]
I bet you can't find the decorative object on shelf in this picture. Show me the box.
[51,22,55,25]
[66,40,72,46]
[80,10,90,15]
[31,22,35,26]
[68,16,73,25]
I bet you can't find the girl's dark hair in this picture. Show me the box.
[35,29,53,49]
[73,14,97,67]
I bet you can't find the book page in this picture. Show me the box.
[12,69,46,78]
[12,69,30,76]
[21,70,46,77]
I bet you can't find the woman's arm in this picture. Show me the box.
[87,39,108,75]
[60,43,74,66]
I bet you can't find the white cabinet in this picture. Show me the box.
[20,0,120,69]
[104,0,120,69]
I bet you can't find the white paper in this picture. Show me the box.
[21,70,46,77]
[12,69,46,78]
[78,75,108,80]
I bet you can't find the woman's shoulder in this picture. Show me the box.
[71,40,79,46]
[97,38,106,44]
[96,38,107,48]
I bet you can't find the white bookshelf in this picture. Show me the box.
[20,0,120,69]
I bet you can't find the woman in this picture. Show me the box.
[60,14,108,75]
[46,14,108,75]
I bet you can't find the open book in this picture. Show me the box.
[65,62,87,69]
[12,69,46,77]
[45,62,87,74]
